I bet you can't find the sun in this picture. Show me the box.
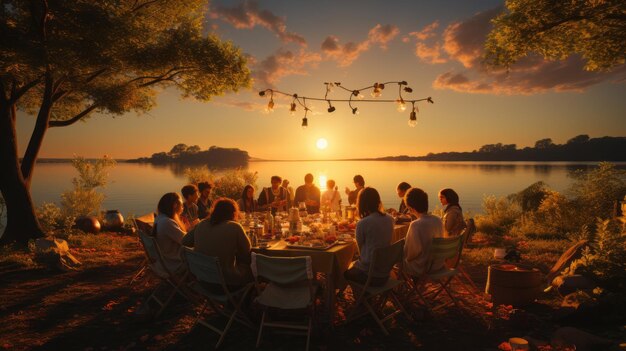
[316,138,328,150]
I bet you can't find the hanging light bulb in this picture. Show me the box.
[352,107,359,115]
[327,101,335,113]
[408,102,417,127]
[301,117,308,129]
[396,98,406,112]
[357,92,364,100]
[266,99,274,113]
[290,102,297,116]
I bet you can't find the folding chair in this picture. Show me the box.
[130,215,155,285]
[408,234,465,313]
[251,252,317,351]
[138,231,189,318]
[345,239,412,336]
[184,248,254,349]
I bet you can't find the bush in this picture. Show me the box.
[569,219,626,292]
[509,181,551,212]
[567,162,626,226]
[475,195,521,236]
[184,166,258,201]
[60,156,116,218]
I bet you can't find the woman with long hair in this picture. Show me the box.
[438,188,466,237]
[154,192,187,273]
[344,187,394,286]
[237,184,258,213]
[188,198,253,286]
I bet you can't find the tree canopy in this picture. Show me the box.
[0,0,251,244]
[484,0,626,71]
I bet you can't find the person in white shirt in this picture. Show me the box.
[403,188,444,276]
[321,179,342,212]
[153,192,188,274]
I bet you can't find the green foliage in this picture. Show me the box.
[475,195,521,236]
[569,219,626,292]
[1,1,251,121]
[60,156,116,218]
[509,181,550,212]
[484,0,626,71]
[567,162,626,225]
[184,167,258,201]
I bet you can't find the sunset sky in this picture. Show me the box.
[16,0,626,160]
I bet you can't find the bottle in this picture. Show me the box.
[249,229,257,247]
[273,214,282,239]
[265,210,274,235]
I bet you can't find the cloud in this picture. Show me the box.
[321,24,400,67]
[423,8,626,94]
[251,48,322,88]
[406,21,448,64]
[367,24,400,49]
[210,0,306,46]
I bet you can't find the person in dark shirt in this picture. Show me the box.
[181,184,199,230]
[197,181,213,220]
[257,175,290,214]
[345,174,365,205]
[294,173,321,214]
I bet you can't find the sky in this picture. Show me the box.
[16,0,626,160]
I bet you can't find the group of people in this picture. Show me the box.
[150,173,467,291]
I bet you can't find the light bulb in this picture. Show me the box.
[357,93,364,100]
[267,99,274,112]
[408,110,417,127]
[302,117,308,128]
[371,88,382,98]
[396,99,406,112]
[327,106,336,113]
[290,102,296,116]
[352,107,359,115]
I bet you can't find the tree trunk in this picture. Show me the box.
[0,102,45,245]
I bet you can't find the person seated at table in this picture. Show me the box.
[154,192,188,274]
[345,174,365,205]
[257,175,290,214]
[197,181,213,220]
[321,179,342,212]
[439,188,467,237]
[282,178,295,203]
[294,173,321,214]
[185,198,253,286]
[404,188,444,276]
[181,184,200,230]
[387,182,413,223]
[237,184,258,213]
[344,187,394,286]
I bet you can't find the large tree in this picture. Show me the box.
[484,0,626,71]
[0,0,250,244]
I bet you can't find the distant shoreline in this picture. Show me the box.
[34,158,626,164]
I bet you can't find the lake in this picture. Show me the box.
[27,161,622,218]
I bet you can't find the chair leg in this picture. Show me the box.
[305,315,312,351]
[130,264,147,285]
[256,310,266,348]
[364,298,389,336]
[391,291,413,322]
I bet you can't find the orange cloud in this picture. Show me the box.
[429,8,626,94]
[210,0,306,46]
[251,48,322,88]
[406,21,447,64]
[321,24,400,67]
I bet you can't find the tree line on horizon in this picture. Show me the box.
[380,135,626,161]
[129,143,249,167]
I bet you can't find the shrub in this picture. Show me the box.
[567,162,626,226]
[60,156,116,218]
[475,195,521,236]
[184,166,258,201]
[568,219,626,292]
[509,181,551,212]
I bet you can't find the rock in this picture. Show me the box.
[551,327,613,351]
[552,274,596,296]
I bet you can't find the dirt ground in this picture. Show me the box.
[0,234,622,351]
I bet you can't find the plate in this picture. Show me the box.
[286,241,338,251]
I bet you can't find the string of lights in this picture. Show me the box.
[259,81,434,128]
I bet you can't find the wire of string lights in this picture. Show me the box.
[258,81,434,128]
